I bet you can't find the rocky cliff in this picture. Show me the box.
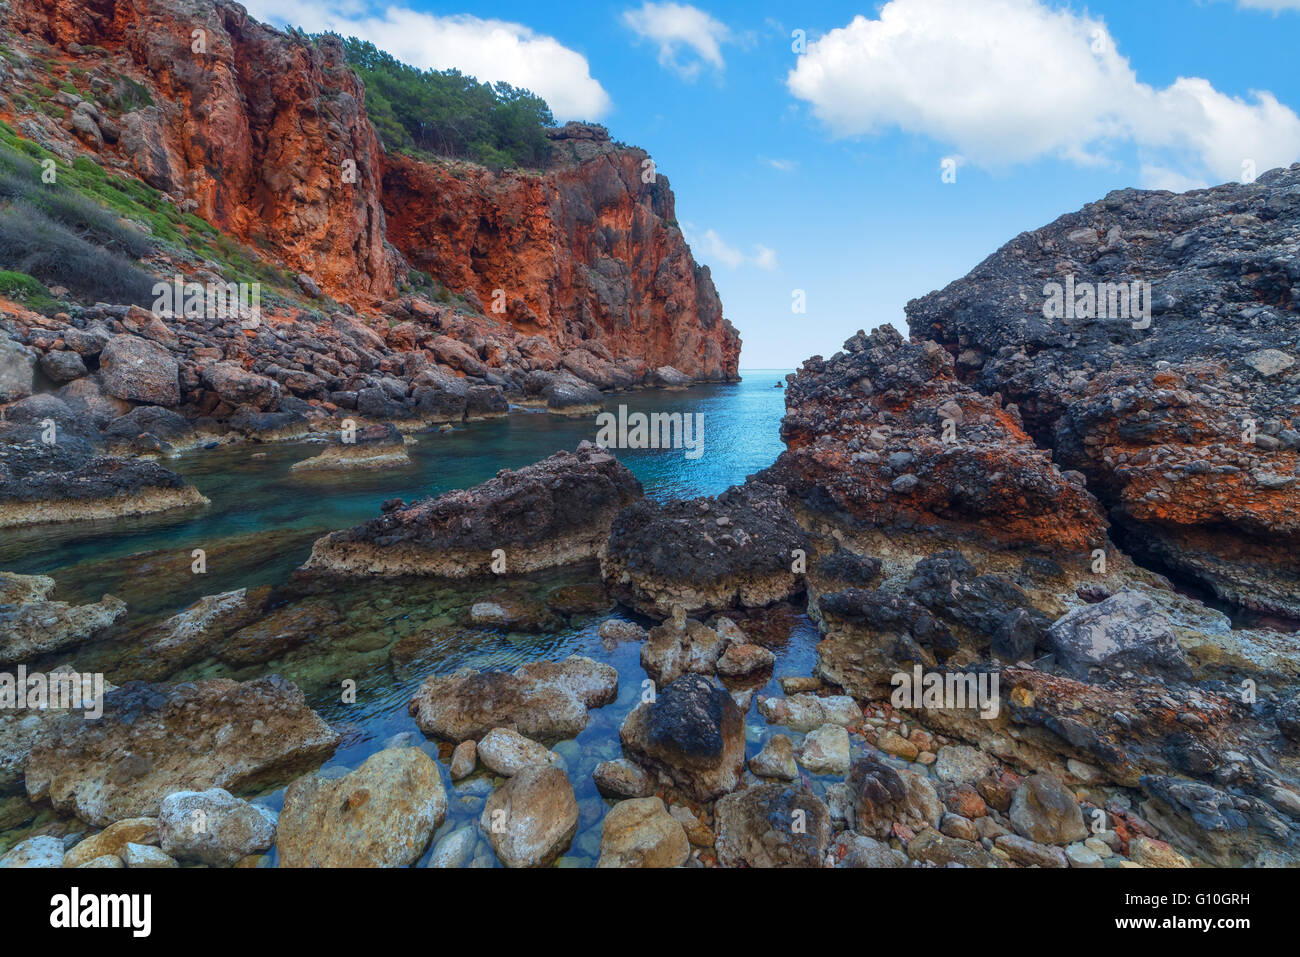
[907,166,1300,617]
[2,0,739,380]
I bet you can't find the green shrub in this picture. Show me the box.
[0,202,157,306]
[0,270,60,315]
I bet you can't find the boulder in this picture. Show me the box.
[1046,589,1191,681]
[410,656,617,742]
[476,728,561,777]
[1008,773,1088,846]
[277,749,446,868]
[158,788,277,865]
[715,784,831,868]
[480,764,578,868]
[99,334,180,405]
[619,674,746,802]
[596,797,689,868]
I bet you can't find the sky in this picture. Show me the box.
[244,0,1300,367]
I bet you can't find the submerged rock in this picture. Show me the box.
[277,748,446,868]
[409,656,618,742]
[601,481,808,617]
[476,728,561,777]
[24,676,339,826]
[304,444,643,576]
[0,587,126,664]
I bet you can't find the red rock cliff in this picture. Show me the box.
[382,128,740,379]
[7,0,741,379]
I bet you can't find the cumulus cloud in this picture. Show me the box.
[683,224,778,270]
[786,0,1300,187]
[243,0,611,119]
[623,2,732,79]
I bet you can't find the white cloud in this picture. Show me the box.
[786,0,1300,187]
[763,158,799,172]
[243,0,611,119]
[623,2,731,79]
[683,224,778,270]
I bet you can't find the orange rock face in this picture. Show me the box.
[382,140,739,379]
[10,1,739,378]
[762,326,1108,553]
[15,0,394,300]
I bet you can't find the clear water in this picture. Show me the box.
[2,371,857,866]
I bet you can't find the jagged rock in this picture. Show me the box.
[848,757,943,839]
[716,642,776,678]
[24,677,339,826]
[1046,589,1191,681]
[277,749,446,867]
[908,169,1300,617]
[158,788,277,865]
[0,590,126,664]
[760,326,1107,553]
[834,832,909,868]
[409,656,618,742]
[305,445,642,576]
[202,361,282,412]
[480,764,578,868]
[639,613,732,685]
[138,588,265,676]
[619,674,746,802]
[715,784,831,868]
[596,796,689,868]
[1139,774,1298,867]
[602,481,808,617]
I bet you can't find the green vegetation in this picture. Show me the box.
[334,37,555,170]
[0,270,60,315]
[0,120,301,308]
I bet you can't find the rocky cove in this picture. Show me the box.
[0,0,1298,877]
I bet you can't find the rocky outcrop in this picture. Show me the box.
[24,676,339,826]
[761,325,1107,558]
[289,423,410,472]
[907,166,1300,616]
[0,428,209,528]
[601,481,808,617]
[304,444,643,576]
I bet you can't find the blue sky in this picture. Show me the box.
[247,0,1300,367]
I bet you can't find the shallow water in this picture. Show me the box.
[3,371,834,864]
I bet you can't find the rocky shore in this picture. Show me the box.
[3,108,1298,865]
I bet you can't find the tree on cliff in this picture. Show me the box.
[333,37,555,170]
